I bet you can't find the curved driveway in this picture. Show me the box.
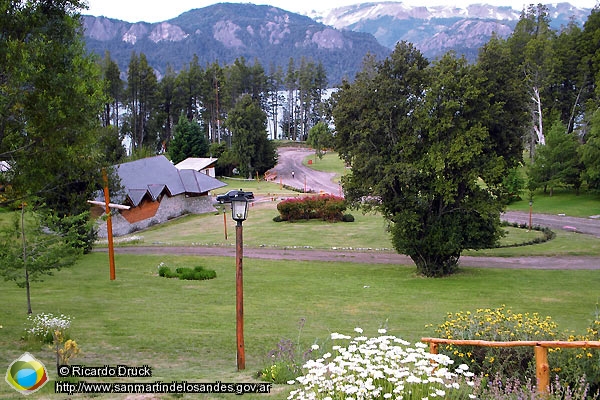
[268,147,342,195]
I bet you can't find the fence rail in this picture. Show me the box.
[421,337,600,394]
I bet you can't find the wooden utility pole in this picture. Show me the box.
[103,169,116,280]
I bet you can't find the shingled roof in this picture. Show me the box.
[101,155,226,207]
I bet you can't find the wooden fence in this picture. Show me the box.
[421,337,600,394]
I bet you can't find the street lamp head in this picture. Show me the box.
[231,194,249,222]
[529,201,533,207]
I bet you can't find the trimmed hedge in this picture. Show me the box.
[277,195,347,222]
[497,221,555,248]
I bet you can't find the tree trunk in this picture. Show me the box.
[411,253,460,277]
[532,86,545,145]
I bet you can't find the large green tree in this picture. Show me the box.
[169,115,209,164]
[580,108,600,190]
[333,43,524,277]
[226,94,277,178]
[529,119,582,195]
[307,121,333,160]
[0,0,106,217]
[508,4,556,155]
[125,52,159,152]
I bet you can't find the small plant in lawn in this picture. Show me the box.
[342,213,355,222]
[53,329,81,371]
[176,266,217,280]
[260,318,321,384]
[25,312,72,344]
[157,262,216,281]
[288,327,476,400]
[24,313,80,372]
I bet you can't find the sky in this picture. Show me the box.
[84,0,598,23]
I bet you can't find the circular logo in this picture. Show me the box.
[5,353,49,395]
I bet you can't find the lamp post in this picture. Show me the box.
[231,194,249,371]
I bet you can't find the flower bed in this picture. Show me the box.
[287,328,475,399]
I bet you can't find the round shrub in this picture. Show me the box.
[342,213,355,222]
[192,266,217,280]
[158,265,170,277]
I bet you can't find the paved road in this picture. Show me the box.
[268,147,342,195]
[503,211,600,237]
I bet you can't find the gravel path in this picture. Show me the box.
[104,246,600,269]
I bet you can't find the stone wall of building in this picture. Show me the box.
[95,194,216,238]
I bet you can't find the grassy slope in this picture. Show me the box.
[1,253,599,399]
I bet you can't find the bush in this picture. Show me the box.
[157,263,216,281]
[192,266,217,280]
[276,195,346,222]
[260,318,321,384]
[260,338,306,384]
[502,167,525,203]
[549,316,600,395]
[342,213,355,222]
[158,265,170,277]
[431,305,560,380]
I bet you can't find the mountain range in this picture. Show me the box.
[82,2,593,85]
[314,2,591,61]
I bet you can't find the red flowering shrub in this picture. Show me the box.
[277,195,346,222]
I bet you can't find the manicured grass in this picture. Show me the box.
[466,229,600,257]
[106,201,600,256]
[302,151,349,179]
[107,201,394,250]
[213,178,300,198]
[1,252,599,399]
[507,188,600,218]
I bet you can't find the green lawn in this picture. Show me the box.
[508,189,600,218]
[302,151,350,182]
[105,201,600,257]
[1,252,599,399]
[2,152,600,399]
[213,178,300,198]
